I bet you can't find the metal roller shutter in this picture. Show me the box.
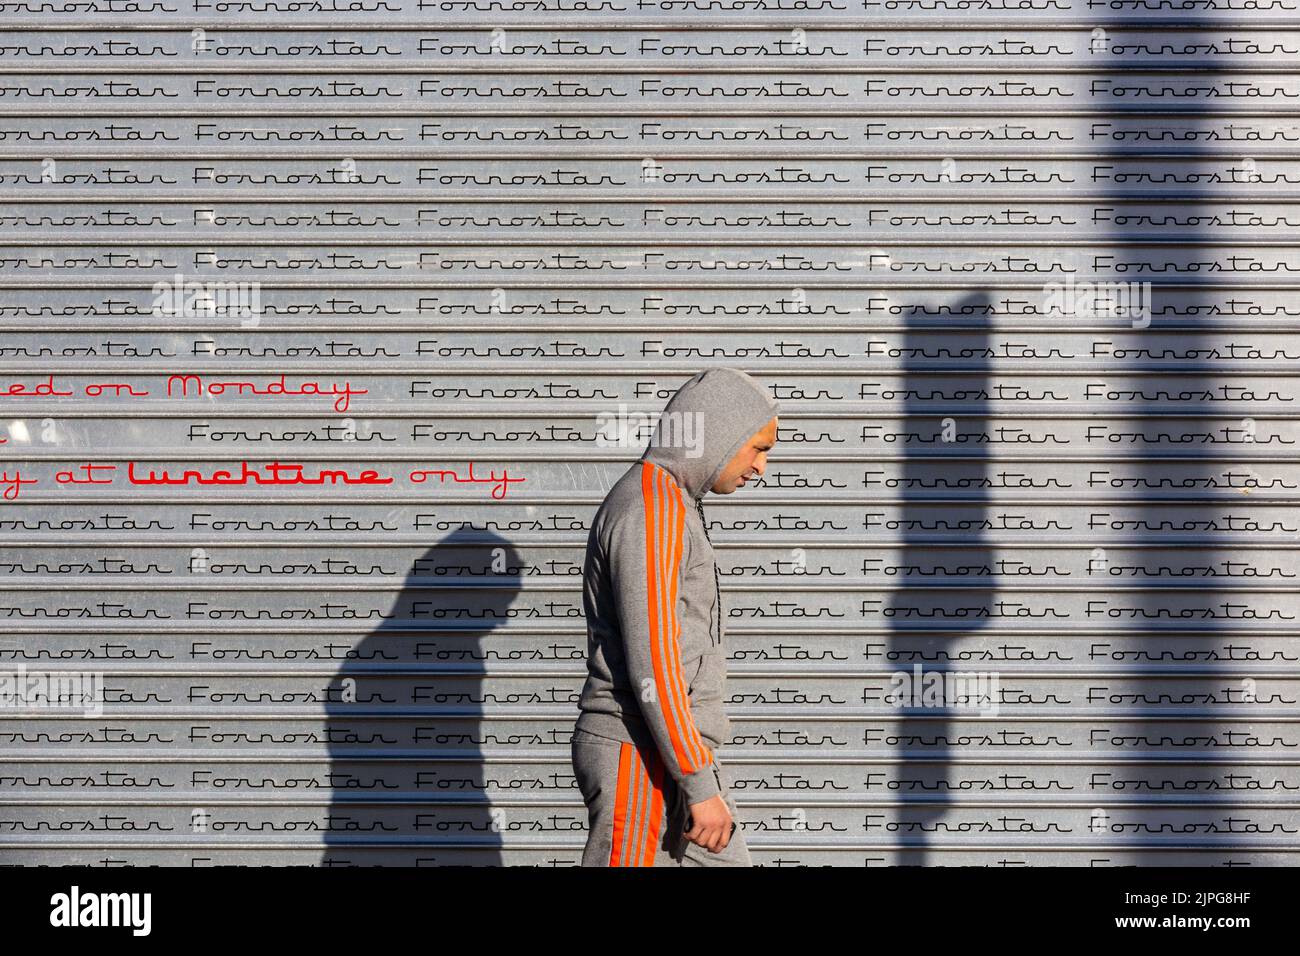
[0,4,1294,865]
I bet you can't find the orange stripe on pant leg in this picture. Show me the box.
[625,744,647,867]
[608,742,633,866]
[626,746,649,868]
[630,744,654,867]
[638,747,667,866]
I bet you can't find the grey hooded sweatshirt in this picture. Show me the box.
[575,367,780,805]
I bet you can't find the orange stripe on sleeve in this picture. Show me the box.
[640,462,712,774]
[654,467,698,766]
[640,464,691,771]
[665,477,711,768]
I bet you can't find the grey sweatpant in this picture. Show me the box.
[571,727,752,867]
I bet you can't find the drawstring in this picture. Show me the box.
[694,496,722,645]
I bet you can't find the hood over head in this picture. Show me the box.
[640,367,780,500]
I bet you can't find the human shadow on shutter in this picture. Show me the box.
[324,529,522,865]
[1101,62,1259,866]
[883,291,994,866]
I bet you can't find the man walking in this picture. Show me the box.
[572,367,780,866]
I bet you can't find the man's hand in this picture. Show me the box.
[684,795,734,853]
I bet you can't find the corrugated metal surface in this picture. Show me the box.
[0,4,1296,865]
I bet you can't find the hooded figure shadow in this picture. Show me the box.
[323,528,523,865]
[885,291,994,865]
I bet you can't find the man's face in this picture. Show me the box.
[710,417,778,494]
